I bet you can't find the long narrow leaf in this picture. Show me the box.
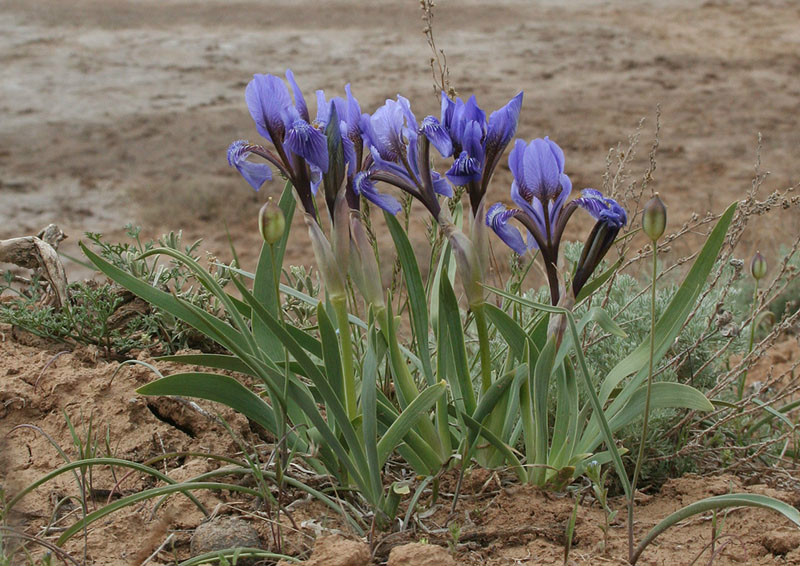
[385,212,434,386]
[631,494,800,564]
[439,273,477,415]
[230,277,373,497]
[377,382,446,466]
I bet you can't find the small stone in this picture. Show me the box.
[306,534,370,566]
[387,542,456,566]
[761,530,800,555]
[190,515,262,564]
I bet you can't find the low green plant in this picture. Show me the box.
[0,277,158,356]
[1,226,235,357]
[585,460,616,553]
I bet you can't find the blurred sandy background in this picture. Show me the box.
[2,0,799,277]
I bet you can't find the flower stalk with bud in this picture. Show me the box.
[739,251,768,400]
[628,192,667,563]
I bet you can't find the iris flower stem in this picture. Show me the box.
[544,258,561,306]
[332,296,358,421]
[628,243,658,562]
[738,282,759,401]
[270,243,289,550]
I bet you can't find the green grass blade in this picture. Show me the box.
[549,360,578,469]
[484,303,526,361]
[137,372,278,433]
[581,382,713,454]
[597,202,737,406]
[461,413,527,483]
[155,354,256,376]
[81,243,252,358]
[1,457,208,522]
[439,273,477,415]
[316,303,345,409]
[362,324,383,499]
[177,549,299,566]
[631,494,800,564]
[531,336,556,485]
[57,482,261,545]
[136,246,256,354]
[230,276,372,496]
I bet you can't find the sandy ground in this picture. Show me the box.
[2,329,800,565]
[2,0,800,280]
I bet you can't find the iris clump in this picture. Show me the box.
[60,65,800,566]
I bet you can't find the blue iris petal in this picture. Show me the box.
[245,74,291,143]
[285,69,309,122]
[486,203,529,255]
[446,151,482,187]
[227,140,272,191]
[283,106,329,173]
[354,171,402,214]
[486,92,523,151]
[420,115,453,157]
[431,171,453,198]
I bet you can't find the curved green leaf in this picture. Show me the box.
[58,482,261,545]
[632,493,800,564]
[137,372,278,434]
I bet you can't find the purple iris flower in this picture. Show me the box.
[487,137,627,304]
[355,96,453,220]
[228,69,345,218]
[440,91,523,213]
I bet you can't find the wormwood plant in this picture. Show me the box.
[8,69,795,563]
[0,226,233,357]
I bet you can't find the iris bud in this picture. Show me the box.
[305,214,346,300]
[441,220,484,308]
[750,251,767,281]
[258,198,285,245]
[642,193,666,242]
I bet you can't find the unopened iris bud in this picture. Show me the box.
[258,198,285,245]
[305,214,346,300]
[642,193,667,242]
[750,251,767,281]
[441,220,484,308]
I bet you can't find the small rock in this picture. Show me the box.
[387,542,455,566]
[190,515,262,563]
[306,534,370,566]
[761,530,800,555]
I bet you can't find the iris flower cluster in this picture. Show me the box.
[486,137,627,303]
[228,69,627,307]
